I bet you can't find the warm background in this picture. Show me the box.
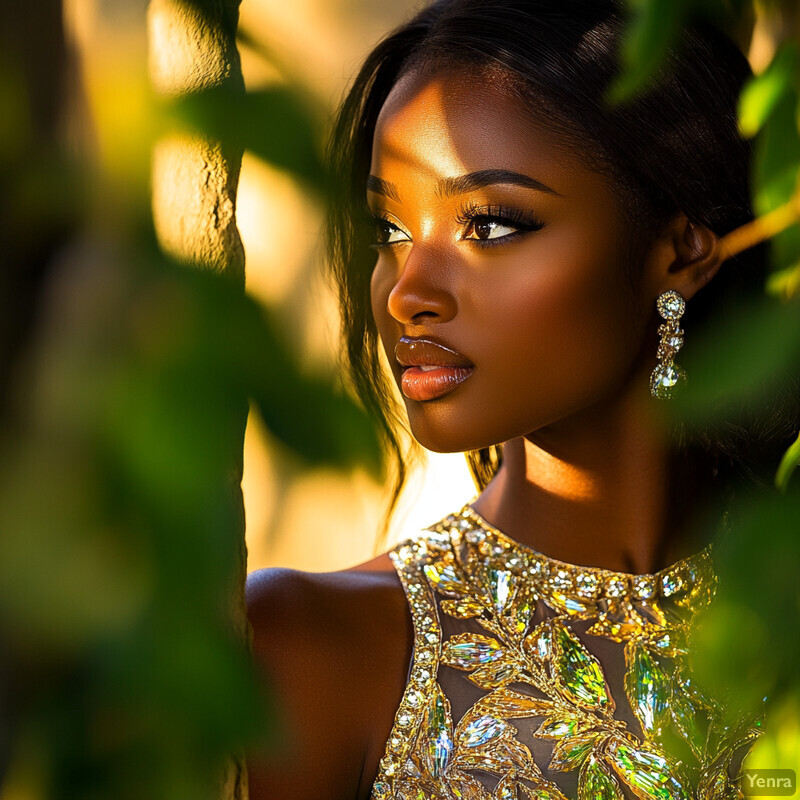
[235,0,476,574]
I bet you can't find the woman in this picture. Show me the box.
[246,1,796,798]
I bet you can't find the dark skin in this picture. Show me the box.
[246,67,723,799]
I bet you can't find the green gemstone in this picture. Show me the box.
[550,732,601,772]
[553,623,610,710]
[579,755,623,800]
[609,741,690,800]
[624,644,670,735]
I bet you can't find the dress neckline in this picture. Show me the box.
[452,500,716,606]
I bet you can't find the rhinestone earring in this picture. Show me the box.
[650,290,686,399]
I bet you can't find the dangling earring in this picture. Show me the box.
[650,290,686,399]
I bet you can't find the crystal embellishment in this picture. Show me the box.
[575,571,600,598]
[633,575,656,599]
[651,290,687,400]
[651,364,687,399]
[656,290,686,319]
[604,577,628,598]
[373,502,761,800]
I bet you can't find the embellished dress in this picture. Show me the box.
[370,503,763,800]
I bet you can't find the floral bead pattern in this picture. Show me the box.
[371,504,764,800]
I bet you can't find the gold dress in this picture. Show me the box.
[370,503,763,800]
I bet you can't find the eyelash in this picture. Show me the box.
[456,203,545,247]
[368,204,545,249]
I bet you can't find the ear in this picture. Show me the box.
[644,213,722,302]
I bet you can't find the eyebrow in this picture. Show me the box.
[366,175,401,202]
[366,169,561,202]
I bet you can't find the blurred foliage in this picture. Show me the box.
[168,84,328,193]
[0,236,381,799]
[612,0,800,782]
[0,1,380,798]
[608,0,753,103]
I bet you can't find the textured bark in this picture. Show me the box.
[149,0,246,282]
[147,2,250,799]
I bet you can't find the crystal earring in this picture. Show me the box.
[650,290,686,399]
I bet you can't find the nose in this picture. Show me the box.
[385,244,457,325]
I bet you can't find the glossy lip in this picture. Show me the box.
[394,336,474,369]
[395,336,475,401]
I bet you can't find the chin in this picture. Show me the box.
[407,412,505,455]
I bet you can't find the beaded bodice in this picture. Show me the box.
[371,504,763,800]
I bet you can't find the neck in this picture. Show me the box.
[470,383,712,574]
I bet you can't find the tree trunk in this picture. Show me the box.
[147,2,250,798]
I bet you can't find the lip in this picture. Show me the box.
[395,336,475,401]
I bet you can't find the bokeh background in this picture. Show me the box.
[67,0,477,577]
[229,0,476,573]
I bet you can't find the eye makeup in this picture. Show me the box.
[455,202,546,246]
[365,201,545,249]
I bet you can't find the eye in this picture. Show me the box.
[463,217,519,241]
[373,216,411,246]
[457,204,545,245]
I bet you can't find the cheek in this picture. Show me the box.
[370,260,388,323]
[370,260,397,361]
[470,246,641,409]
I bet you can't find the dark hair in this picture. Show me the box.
[325,0,798,540]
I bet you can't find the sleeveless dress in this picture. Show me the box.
[370,503,764,800]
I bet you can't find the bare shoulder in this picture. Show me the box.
[246,554,412,800]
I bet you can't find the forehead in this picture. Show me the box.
[371,67,596,197]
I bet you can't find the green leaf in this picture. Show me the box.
[776,430,800,492]
[167,84,327,193]
[605,0,688,104]
[677,297,800,422]
[767,260,800,300]
[738,44,799,138]
[753,87,800,217]
[691,490,800,715]
[136,262,383,476]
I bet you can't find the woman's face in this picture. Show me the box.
[368,68,655,453]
